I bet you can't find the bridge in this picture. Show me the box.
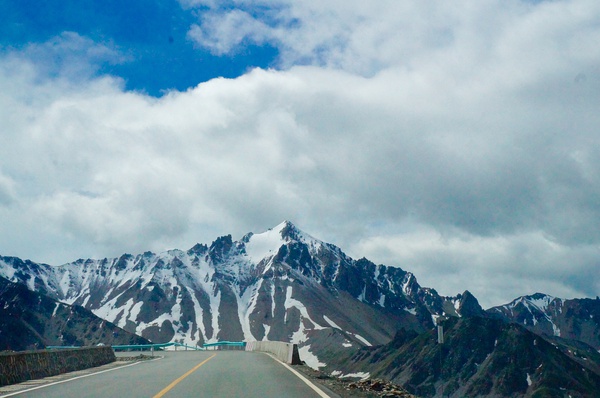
[0,343,331,398]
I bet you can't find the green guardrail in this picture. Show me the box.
[48,341,247,351]
[111,342,203,351]
[202,341,246,350]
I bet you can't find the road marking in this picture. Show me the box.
[273,357,331,398]
[152,354,217,398]
[0,359,153,397]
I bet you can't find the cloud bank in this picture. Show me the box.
[2,1,600,307]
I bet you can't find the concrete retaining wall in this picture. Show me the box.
[0,346,115,387]
[245,341,301,365]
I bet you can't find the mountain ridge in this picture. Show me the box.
[488,292,600,350]
[331,316,600,397]
[1,221,598,363]
[0,221,474,353]
[2,220,600,396]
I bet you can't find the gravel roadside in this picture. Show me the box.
[293,364,419,398]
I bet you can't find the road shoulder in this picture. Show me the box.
[0,355,156,397]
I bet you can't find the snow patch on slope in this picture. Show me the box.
[285,286,326,344]
[340,372,371,379]
[299,345,326,369]
[0,261,16,279]
[528,295,555,312]
[237,279,263,341]
[263,324,271,340]
[323,315,341,329]
[351,333,372,346]
[186,286,208,342]
[210,289,222,341]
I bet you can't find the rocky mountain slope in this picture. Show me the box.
[0,221,476,365]
[331,316,600,398]
[3,221,600,397]
[488,293,600,350]
[0,276,149,351]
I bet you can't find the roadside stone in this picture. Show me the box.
[293,365,419,398]
[345,378,418,397]
[115,354,155,361]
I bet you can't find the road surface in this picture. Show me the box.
[1,351,332,397]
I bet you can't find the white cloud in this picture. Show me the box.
[184,1,582,75]
[0,172,16,206]
[2,32,127,83]
[188,9,275,55]
[2,1,600,306]
[352,228,599,308]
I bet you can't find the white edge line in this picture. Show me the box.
[0,357,162,397]
[267,355,330,398]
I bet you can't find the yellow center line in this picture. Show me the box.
[153,353,217,398]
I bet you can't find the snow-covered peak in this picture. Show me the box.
[504,293,557,314]
[522,293,557,313]
[244,221,323,263]
[273,220,307,240]
[275,220,294,233]
[278,220,324,251]
[244,224,287,263]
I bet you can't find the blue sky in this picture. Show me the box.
[0,0,278,95]
[1,0,600,308]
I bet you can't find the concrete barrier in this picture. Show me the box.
[0,346,115,387]
[245,341,301,365]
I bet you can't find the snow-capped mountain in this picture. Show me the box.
[0,221,477,366]
[0,275,149,351]
[487,292,600,350]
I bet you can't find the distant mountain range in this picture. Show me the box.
[1,221,599,397]
[0,222,478,354]
[488,293,600,350]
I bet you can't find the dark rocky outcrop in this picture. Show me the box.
[329,317,600,397]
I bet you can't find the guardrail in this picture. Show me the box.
[202,341,246,350]
[47,343,199,351]
[48,340,297,363]
[112,341,248,351]
[111,342,202,351]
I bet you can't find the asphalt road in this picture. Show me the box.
[2,351,332,398]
